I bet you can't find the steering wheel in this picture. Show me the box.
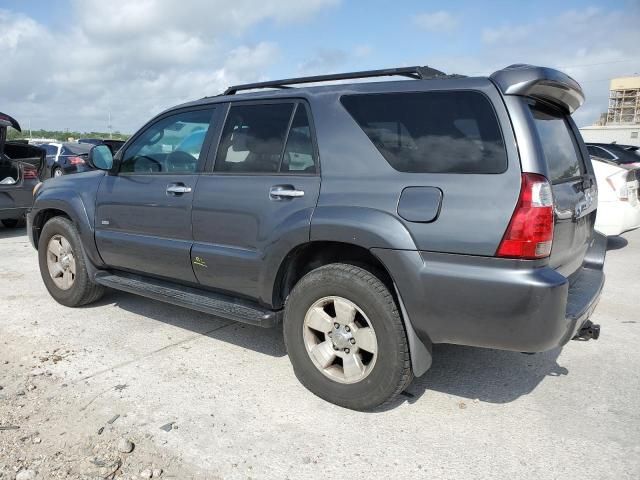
[165,150,196,173]
[131,155,162,173]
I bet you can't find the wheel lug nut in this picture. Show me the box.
[349,338,356,344]
[333,345,339,351]
[345,326,350,332]
[344,348,350,354]
[334,323,340,329]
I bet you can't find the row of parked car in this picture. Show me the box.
[0,116,125,227]
[39,138,125,178]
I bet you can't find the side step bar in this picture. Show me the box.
[94,272,281,328]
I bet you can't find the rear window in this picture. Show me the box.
[61,143,92,156]
[340,91,507,174]
[42,144,58,156]
[530,106,583,182]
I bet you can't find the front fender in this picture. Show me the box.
[30,187,104,267]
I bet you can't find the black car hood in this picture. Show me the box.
[0,112,21,131]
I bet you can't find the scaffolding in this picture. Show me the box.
[606,76,640,125]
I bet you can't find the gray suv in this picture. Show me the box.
[27,65,605,410]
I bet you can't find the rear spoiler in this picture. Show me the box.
[490,64,585,114]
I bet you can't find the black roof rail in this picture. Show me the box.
[223,66,451,95]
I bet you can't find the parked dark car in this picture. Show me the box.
[0,112,44,228]
[586,143,640,167]
[27,65,605,410]
[78,138,104,146]
[79,138,126,155]
[102,139,125,155]
[41,142,92,178]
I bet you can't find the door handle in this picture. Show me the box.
[270,185,305,200]
[166,184,192,195]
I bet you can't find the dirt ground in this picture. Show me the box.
[1,224,639,480]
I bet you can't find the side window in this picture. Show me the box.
[281,104,315,173]
[340,91,508,174]
[43,145,57,156]
[215,103,294,173]
[121,109,215,174]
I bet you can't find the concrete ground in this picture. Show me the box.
[0,224,639,480]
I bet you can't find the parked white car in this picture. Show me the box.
[591,158,640,236]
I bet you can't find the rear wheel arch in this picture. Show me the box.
[273,241,394,308]
[273,241,433,377]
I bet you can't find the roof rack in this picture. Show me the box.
[223,66,450,95]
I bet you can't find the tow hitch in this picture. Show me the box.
[573,320,601,341]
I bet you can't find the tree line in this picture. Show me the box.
[7,128,130,142]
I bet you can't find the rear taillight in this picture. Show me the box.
[22,165,38,180]
[605,170,631,201]
[68,156,86,165]
[497,173,554,259]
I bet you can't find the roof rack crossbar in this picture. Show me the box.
[223,66,448,95]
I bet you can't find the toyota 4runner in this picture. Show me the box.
[28,65,605,410]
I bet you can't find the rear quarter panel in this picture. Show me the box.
[309,78,522,255]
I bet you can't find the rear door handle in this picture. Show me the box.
[270,185,305,200]
[166,183,192,195]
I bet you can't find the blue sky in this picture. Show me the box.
[1,0,638,132]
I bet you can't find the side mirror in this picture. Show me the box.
[88,144,114,171]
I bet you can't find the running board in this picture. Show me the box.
[94,272,281,328]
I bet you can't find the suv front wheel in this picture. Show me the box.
[38,216,104,307]
[284,263,412,410]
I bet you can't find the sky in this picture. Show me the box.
[1,0,639,133]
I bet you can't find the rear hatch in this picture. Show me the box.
[529,103,597,279]
[490,65,597,279]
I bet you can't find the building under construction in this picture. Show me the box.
[580,75,640,147]
[606,76,640,125]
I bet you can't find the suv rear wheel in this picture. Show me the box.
[284,263,411,410]
[38,216,104,307]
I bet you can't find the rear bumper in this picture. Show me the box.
[372,232,606,352]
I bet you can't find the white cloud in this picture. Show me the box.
[0,1,338,132]
[481,25,532,44]
[420,7,640,126]
[413,11,458,33]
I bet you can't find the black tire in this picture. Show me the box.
[284,263,412,411]
[1,218,21,228]
[38,216,104,307]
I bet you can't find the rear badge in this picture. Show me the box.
[101,220,110,225]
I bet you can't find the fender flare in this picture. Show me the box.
[31,189,104,267]
[309,206,433,376]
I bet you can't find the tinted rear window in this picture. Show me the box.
[340,91,507,174]
[530,106,583,182]
[61,143,92,155]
